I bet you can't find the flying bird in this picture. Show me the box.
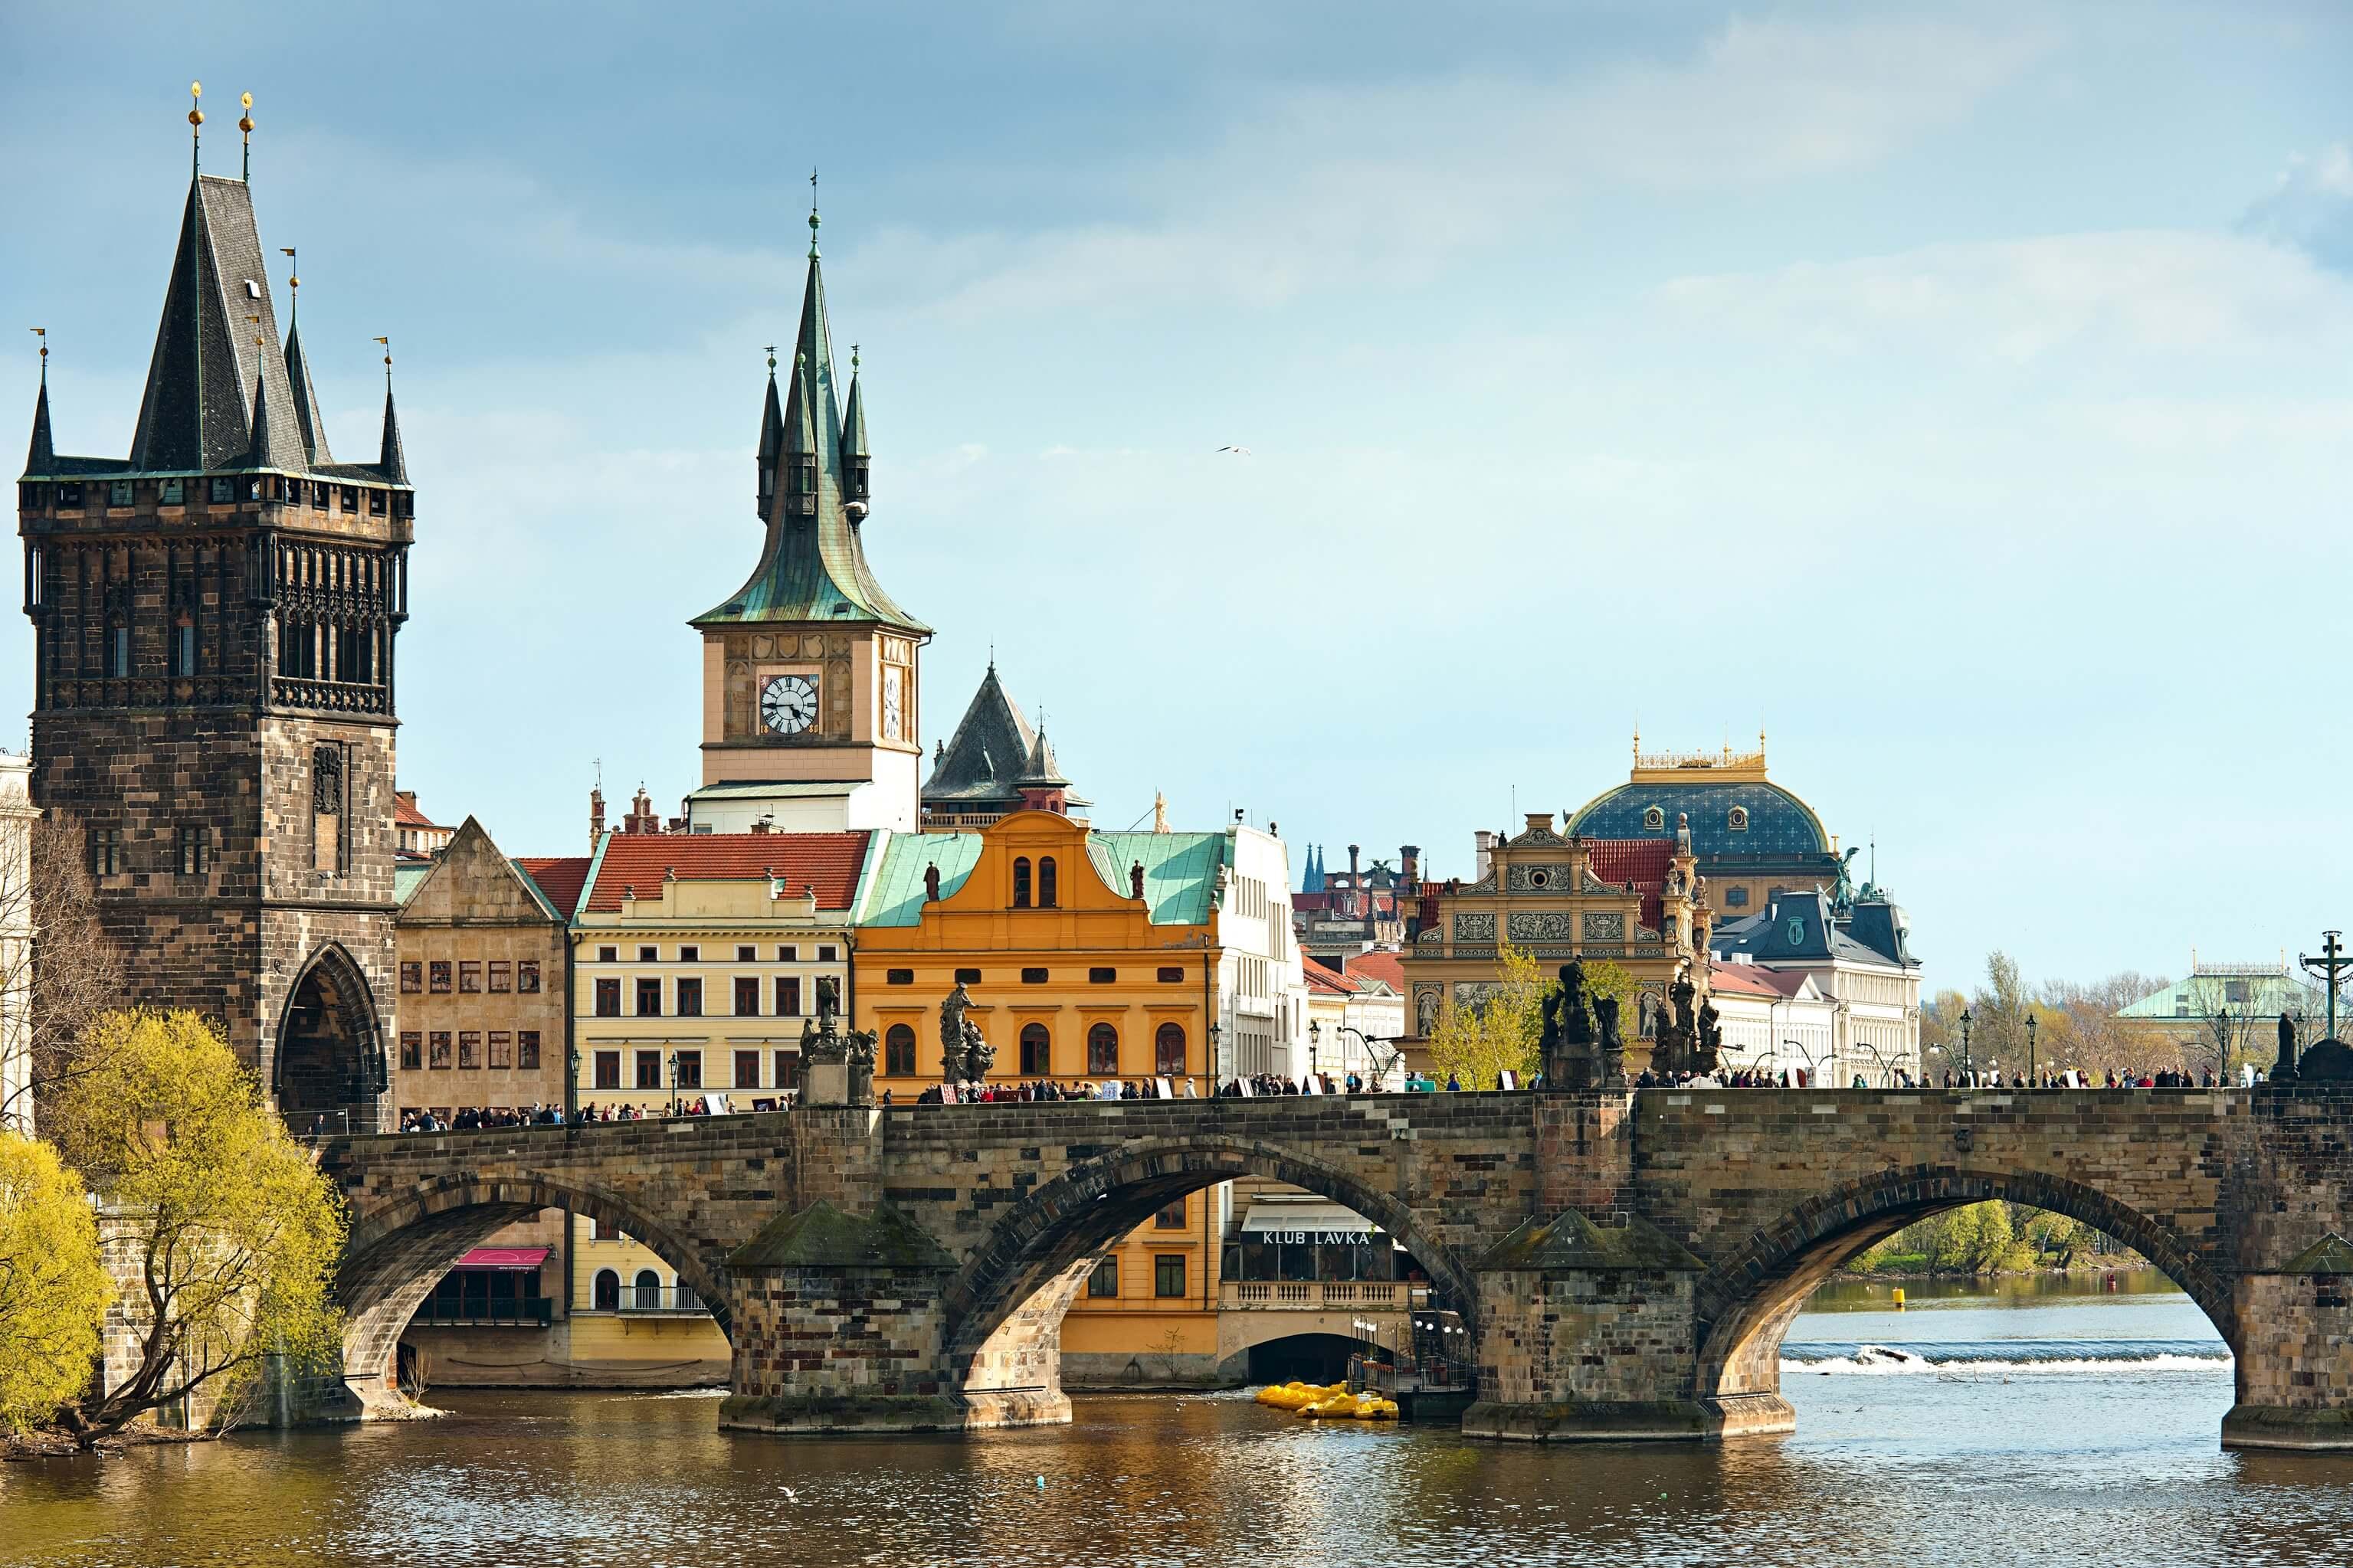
[1215,445,1252,456]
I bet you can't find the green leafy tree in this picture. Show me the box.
[1426,941,1549,1088]
[0,1131,110,1430]
[43,1011,346,1445]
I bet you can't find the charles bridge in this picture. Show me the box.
[319,1087,2353,1449]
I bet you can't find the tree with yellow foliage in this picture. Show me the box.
[1426,941,1551,1088]
[0,1131,109,1430]
[42,1011,346,1445]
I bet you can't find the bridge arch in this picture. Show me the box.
[937,1135,1478,1396]
[1692,1165,2237,1416]
[336,1174,732,1396]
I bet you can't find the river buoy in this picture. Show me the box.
[1893,1288,1906,1308]
[1036,1475,1046,1490]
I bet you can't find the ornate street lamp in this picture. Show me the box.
[2027,1013,2038,1088]
[1958,1008,1974,1082]
[667,1050,682,1118]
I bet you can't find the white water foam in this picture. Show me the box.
[1782,1342,2230,1376]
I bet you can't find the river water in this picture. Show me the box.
[7,1270,2352,1567]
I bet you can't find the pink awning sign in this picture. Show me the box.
[453,1246,550,1270]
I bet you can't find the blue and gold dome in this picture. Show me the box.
[1566,736,1830,863]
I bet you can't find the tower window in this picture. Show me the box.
[176,824,211,875]
[108,480,133,507]
[369,489,386,516]
[56,483,84,509]
[87,827,120,877]
[159,479,184,505]
[340,486,359,512]
[108,626,129,678]
[210,477,235,503]
[171,620,195,677]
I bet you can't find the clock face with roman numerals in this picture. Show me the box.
[760,674,818,735]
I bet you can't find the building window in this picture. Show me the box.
[170,620,195,677]
[487,1032,513,1069]
[159,478,184,505]
[1021,967,1048,984]
[1019,1023,1050,1076]
[1643,805,1665,831]
[56,482,84,509]
[633,1269,660,1310]
[1087,1023,1119,1075]
[634,1051,661,1089]
[736,944,756,962]
[818,945,837,962]
[673,1051,702,1089]
[886,968,915,986]
[1039,857,1058,908]
[598,946,618,963]
[1154,1255,1187,1298]
[459,961,482,994]
[488,961,511,993]
[594,1050,620,1089]
[1012,857,1032,908]
[457,1032,481,1069]
[635,978,662,1016]
[955,967,982,985]
[595,977,621,1016]
[107,479,134,507]
[734,1050,759,1089]
[676,977,703,1017]
[1728,806,1748,833]
[680,944,700,963]
[735,977,760,1016]
[777,976,801,1016]
[1158,967,1185,984]
[108,624,129,677]
[398,1032,422,1071]
[400,961,422,994]
[429,1032,452,1069]
[637,945,658,962]
[778,944,798,961]
[429,961,451,994]
[593,1270,621,1311]
[1154,1200,1186,1229]
[210,476,236,504]
[176,824,211,875]
[369,489,387,516]
[1155,1023,1186,1078]
[775,1050,801,1092]
[1723,886,1748,909]
[1088,1258,1118,1298]
[1089,967,1116,984]
[877,1023,915,1077]
[518,1032,541,1070]
[517,961,541,993]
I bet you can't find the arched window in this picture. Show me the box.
[1642,805,1664,831]
[1039,856,1058,908]
[1728,806,1749,833]
[1020,1022,1051,1076]
[634,1268,662,1311]
[1012,856,1032,908]
[1087,1022,1119,1075]
[884,1023,916,1076]
[1155,1022,1186,1078]
[592,1268,620,1311]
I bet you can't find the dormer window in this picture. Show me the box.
[1728,806,1749,833]
[57,482,84,509]
[1642,805,1664,831]
[159,479,184,505]
[109,480,134,506]
[210,477,235,504]
[340,486,359,512]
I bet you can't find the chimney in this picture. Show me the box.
[1473,830,1495,882]
[1400,844,1421,885]
[1348,843,1361,877]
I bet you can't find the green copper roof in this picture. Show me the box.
[862,830,985,927]
[2117,973,2322,1020]
[1086,831,1227,926]
[394,863,433,906]
[692,248,929,636]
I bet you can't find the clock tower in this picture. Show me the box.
[687,202,930,833]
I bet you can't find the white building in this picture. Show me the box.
[1214,824,1307,1082]
[1710,886,1922,1086]
[1706,960,1839,1082]
[0,754,31,1134]
[1303,953,1408,1088]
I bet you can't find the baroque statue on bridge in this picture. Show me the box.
[940,981,994,1082]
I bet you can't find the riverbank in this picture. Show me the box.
[2,1426,205,1464]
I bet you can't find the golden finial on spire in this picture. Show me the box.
[374,336,392,390]
[763,343,777,373]
[188,82,204,173]
[808,166,821,259]
[280,247,298,323]
[238,90,254,182]
[30,327,45,384]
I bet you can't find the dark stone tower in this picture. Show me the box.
[18,145,410,1131]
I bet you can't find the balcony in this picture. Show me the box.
[578,1285,710,1318]
[1219,1280,1423,1311]
[409,1296,554,1327]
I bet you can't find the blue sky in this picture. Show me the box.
[5,2,2350,993]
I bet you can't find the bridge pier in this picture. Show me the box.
[2221,1239,2353,1450]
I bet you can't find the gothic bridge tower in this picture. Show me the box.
[18,103,410,1129]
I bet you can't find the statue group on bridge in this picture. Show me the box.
[1542,960,1722,1088]
[940,981,995,1085]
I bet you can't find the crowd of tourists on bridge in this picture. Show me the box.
[896,1076,1205,1105]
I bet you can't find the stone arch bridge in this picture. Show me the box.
[320,1088,2353,1449]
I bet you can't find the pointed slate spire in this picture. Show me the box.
[282,319,332,466]
[1018,728,1069,788]
[755,348,783,511]
[25,368,53,476]
[132,176,299,474]
[244,368,284,470]
[840,345,872,508]
[378,385,408,485]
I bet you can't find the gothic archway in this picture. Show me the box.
[274,943,385,1134]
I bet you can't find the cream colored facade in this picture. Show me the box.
[572,860,856,1113]
[0,753,31,1135]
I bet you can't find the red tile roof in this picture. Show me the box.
[1585,837,1676,929]
[1707,962,1787,999]
[582,832,869,913]
[394,794,441,828]
[1342,951,1405,991]
[515,856,592,918]
[1303,957,1356,996]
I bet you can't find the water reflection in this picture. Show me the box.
[5,1287,2351,1568]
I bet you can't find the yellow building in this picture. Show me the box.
[565,1215,731,1385]
[855,807,1241,1385]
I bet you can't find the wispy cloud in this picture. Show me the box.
[2241,140,2353,273]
